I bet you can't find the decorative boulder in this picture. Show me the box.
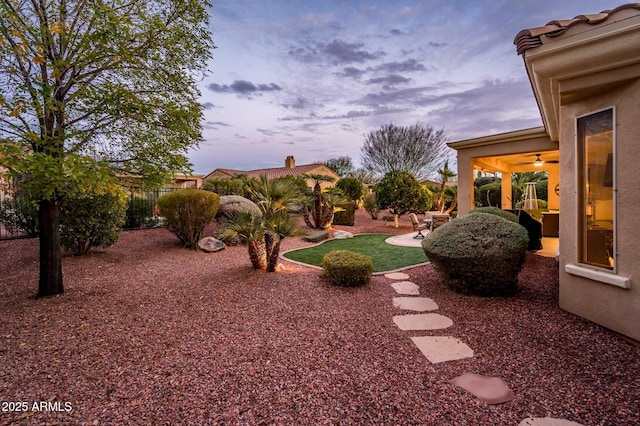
[303,230,329,243]
[216,195,261,218]
[198,237,225,252]
[333,230,354,239]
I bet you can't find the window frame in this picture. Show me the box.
[574,106,617,273]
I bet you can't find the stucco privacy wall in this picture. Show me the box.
[558,74,640,342]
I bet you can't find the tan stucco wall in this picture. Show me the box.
[558,77,640,342]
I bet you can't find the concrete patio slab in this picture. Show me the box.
[385,233,427,247]
[393,313,453,330]
[393,297,438,312]
[385,272,410,280]
[390,281,420,295]
[451,373,514,404]
[410,336,474,363]
[519,418,584,426]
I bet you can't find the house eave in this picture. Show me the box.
[447,127,548,150]
[522,14,640,141]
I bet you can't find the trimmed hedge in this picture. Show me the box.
[333,201,356,226]
[468,206,518,222]
[421,212,529,296]
[322,250,373,287]
[157,189,219,249]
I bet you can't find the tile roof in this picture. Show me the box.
[206,164,337,181]
[514,3,640,55]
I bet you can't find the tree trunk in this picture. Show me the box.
[266,240,281,272]
[38,199,64,297]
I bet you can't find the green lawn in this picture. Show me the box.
[283,234,428,273]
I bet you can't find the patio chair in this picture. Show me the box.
[431,214,450,230]
[409,213,428,239]
[423,211,436,230]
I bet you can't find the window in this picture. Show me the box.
[577,108,615,270]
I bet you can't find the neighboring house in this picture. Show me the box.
[204,156,340,190]
[167,173,204,189]
[448,4,640,343]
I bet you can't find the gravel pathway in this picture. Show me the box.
[0,210,638,425]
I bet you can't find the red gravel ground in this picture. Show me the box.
[0,210,638,425]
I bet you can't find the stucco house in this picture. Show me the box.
[204,156,340,190]
[448,4,640,343]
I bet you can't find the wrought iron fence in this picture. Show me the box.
[0,186,179,241]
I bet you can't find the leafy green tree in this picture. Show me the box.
[361,123,450,180]
[0,1,213,296]
[321,156,353,177]
[374,171,432,227]
[336,177,364,202]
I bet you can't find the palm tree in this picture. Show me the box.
[218,211,266,270]
[436,160,457,213]
[219,177,303,272]
[264,211,303,272]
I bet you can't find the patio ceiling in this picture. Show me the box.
[473,150,560,174]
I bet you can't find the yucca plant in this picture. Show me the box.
[301,174,338,229]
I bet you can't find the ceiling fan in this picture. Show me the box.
[516,153,559,166]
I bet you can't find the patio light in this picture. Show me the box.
[534,154,544,167]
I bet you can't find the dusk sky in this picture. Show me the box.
[190,1,619,175]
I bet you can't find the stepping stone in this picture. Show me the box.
[390,281,419,295]
[385,272,410,280]
[410,336,474,363]
[451,373,514,404]
[333,230,353,239]
[393,297,438,312]
[393,313,453,330]
[519,418,585,426]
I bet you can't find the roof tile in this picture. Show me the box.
[514,3,640,55]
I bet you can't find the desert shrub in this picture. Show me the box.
[0,194,39,237]
[322,250,373,287]
[333,201,356,226]
[421,213,529,296]
[468,206,518,223]
[363,193,379,219]
[59,182,128,255]
[124,196,158,229]
[157,189,219,249]
[477,182,502,207]
[336,177,364,202]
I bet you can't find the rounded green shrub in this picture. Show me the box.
[60,182,128,255]
[322,250,373,287]
[363,193,379,219]
[157,189,219,249]
[468,206,518,222]
[422,213,529,296]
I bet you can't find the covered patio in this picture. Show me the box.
[448,127,560,214]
